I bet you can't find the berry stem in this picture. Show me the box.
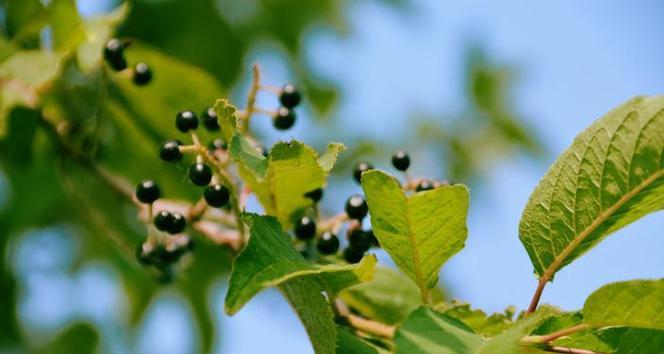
[542,346,608,354]
[179,145,199,154]
[317,213,348,233]
[521,324,590,345]
[258,84,281,94]
[335,301,395,339]
[242,64,261,132]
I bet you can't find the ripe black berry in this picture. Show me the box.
[168,213,186,234]
[273,107,296,130]
[135,180,160,204]
[204,183,230,207]
[353,161,374,184]
[304,188,323,203]
[201,107,219,131]
[294,216,317,240]
[345,195,368,220]
[392,150,410,171]
[317,232,339,255]
[108,56,127,71]
[160,140,182,162]
[104,38,126,71]
[348,229,372,252]
[188,163,212,186]
[154,210,174,232]
[136,244,152,265]
[343,247,364,264]
[176,110,198,133]
[279,84,302,108]
[132,62,152,86]
[416,180,435,192]
[208,138,227,151]
[366,229,380,248]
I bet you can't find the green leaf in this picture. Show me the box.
[531,312,614,352]
[361,169,470,301]
[224,213,375,315]
[35,323,98,354]
[519,96,664,280]
[336,327,390,354]
[47,0,85,52]
[583,279,664,330]
[229,134,268,177]
[443,303,516,337]
[600,327,664,354]
[76,3,129,73]
[213,98,240,143]
[340,267,445,325]
[319,142,346,172]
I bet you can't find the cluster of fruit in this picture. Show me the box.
[103,38,152,86]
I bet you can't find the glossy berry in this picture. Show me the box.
[201,107,220,131]
[104,39,127,71]
[345,195,368,220]
[348,229,372,252]
[135,180,160,204]
[132,62,152,86]
[168,213,186,234]
[294,216,317,240]
[343,247,364,264]
[317,232,339,255]
[392,150,410,171]
[176,110,198,133]
[416,180,435,192]
[353,161,374,184]
[160,140,182,162]
[108,56,127,71]
[204,183,230,207]
[279,84,302,108]
[273,107,296,130]
[154,210,174,232]
[366,229,380,248]
[208,138,227,151]
[304,188,323,203]
[188,163,212,186]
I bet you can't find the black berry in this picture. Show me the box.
[366,229,380,248]
[317,232,339,255]
[176,110,198,133]
[304,188,323,203]
[348,229,372,252]
[108,56,127,71]
[154,210,174,231]
[343,247,364,264]
[160,140,182,162]
[273,107,296,130]
[208,138,227,151]
[168,213,186,234]
[204,183,230,207]
[104,38,126,71]
[279,84,302,108]
[294,216,317,240]
[132,62,152,86]
[416,180,435,192]
[188,163,212,186]
[135,244,152,265]
[392,150,410,171]
[345,195,368,220]
[135,180,160,204]
[353,161,374,184]
[201,107,219,131]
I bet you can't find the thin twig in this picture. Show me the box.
[526,277,548,314]
[522,324,590,344]
[335,300,395,339]
[242,64,261,132]
[543,346,608,354]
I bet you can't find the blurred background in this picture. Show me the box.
[1,0,663,353]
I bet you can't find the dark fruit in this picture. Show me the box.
[103,38,126,71]
[132,62,152,86]
[366,229,380,248]
[348,229,372,252]
[204,184,230,207]
[135,180,160,204]
[168,213,186,234]
[416,180,435,192]
[160,140,182,162]
[208,138,227,151]
[154,210,174,232]
[304,188,323,203]
[343,247,364,264]
[188,162,212,186]
[345,195,368,220]
[317,232,339,255]
[353,161,374,184]
[392,150,410,171]
[201,107,220,131]
[176,110,198,133]
[279,84,302,108]
[108,56,127,71]
[273,107,296,130]
[294,216,317,240]
[135,244,152,265]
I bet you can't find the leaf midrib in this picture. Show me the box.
[541,167,664,281]
[405,198,428,303]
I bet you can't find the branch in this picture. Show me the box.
[335,300,395,339]
[543,346,608,354]
[522,324,590,345]
[526,277,548,314]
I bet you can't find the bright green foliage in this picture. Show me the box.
[442,303,516,337]
[336,327,390,354]
[583,279,664,330]
[225,213,376,314]
[319,142,346,172]
[361,169,470,300]
[76,4,129,73]
[47,0,84,52]
[230,139,343,228]
[531,312,615,352]
[601,327,664,354]
[340,267,446,325]
[213,98,239,142]
[520,96,664,280]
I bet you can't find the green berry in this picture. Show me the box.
[345,195,368,220]
[279,84,302,108]
[416,180,435,192]
[135,180,160,204]
[204,183,230,207]
[176,110,198,133]
[392,150,410,171]
[353,161,374,184]
[316,232,339,255]
[304,188,323,203]
[188,162,212,186]
[168,213,186,234]
[154,210,174,231]
[132,62,152,86]
[294,216,316,240]
[160,140,182,162]
[273,107,296,130]
[201,107,220,131]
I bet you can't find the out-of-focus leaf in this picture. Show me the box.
[336,327,390,354]
[443,303,515,337]
[213,98,239,143]
[76,3,129,74]
[600,327,664,354]
[318,142,345,172]
[47,0,85,52]
[35,323,98,354]
[5,0,46,46]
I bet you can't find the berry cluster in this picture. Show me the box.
[272,84,302,130]
[103,38,152,86]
